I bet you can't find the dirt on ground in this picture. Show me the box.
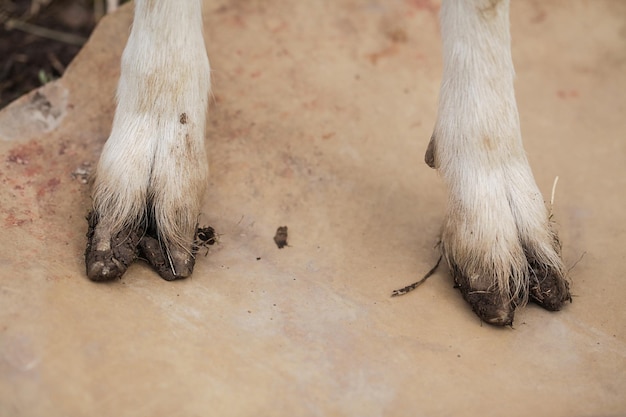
[0,0,127,109]
[273,226,288,249]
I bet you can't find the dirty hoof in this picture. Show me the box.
[85,213,205,282]
[85,212,143,281]
[452,275,515,326]
[528,261,572,311]
[459,288,515,326]
[138,234,195,281]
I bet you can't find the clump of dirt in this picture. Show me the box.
[273,226,288,249]
[196,225,217,247]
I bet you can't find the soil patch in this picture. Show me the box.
[0,0,128,109]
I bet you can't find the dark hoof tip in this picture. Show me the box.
[530,282,571,311]
[138,235,195,281]
[463,291,515,327]
[529,264,571,311]
[86,256,125,281]
[85,212,141,282]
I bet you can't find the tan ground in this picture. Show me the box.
[1,1,625,416]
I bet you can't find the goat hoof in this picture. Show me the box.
[85,212,143,281]
[528,261,572,311]
[451,268,516,326]
[138,235,195,281]
[460,290,515,326]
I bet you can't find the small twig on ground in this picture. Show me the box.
[391,255,442,297]
[5,18,87,46]
[46,51,65,74]
[550,175,559,207]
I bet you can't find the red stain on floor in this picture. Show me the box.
[406,0,439,15]
[3,212,31,227]
[366,44,400,65]
[557,89,580,99]
[37,178,61,198]
[6,141,44,165]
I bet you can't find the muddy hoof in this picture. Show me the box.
[460,289,515,326]
[449,264,515,326]
[138,235,195,281]
[85,213,143,281]
[528,262,571,311]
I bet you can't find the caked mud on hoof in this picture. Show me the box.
[138,233,196,281]
[528,260,572,311]
[85,212,143,281]
[86,213,200,282]
[446,253,571,325]
[450,266,516,326]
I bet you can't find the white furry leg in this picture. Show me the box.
[86,0,210,281]
[428,0,570,324]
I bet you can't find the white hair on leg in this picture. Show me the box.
[428,0,570,324]
[87,0,210,280]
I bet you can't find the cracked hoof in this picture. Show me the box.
[85,212,143,281]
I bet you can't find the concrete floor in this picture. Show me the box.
[1,1,625,416]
